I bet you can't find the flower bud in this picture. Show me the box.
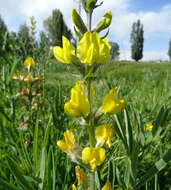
[72,8,87,34]
[85,0,97,12]
[93,12,112,33]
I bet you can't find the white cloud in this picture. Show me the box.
[109,4,171,40]
[120,50,169,61]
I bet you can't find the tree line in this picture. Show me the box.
[0,9,170,62]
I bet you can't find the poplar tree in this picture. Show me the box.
[130,19,144,61]
[0,15,8,56]
[110,42,120,61]
[168,39,171,62]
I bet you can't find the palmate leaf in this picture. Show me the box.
[136,147,171,188]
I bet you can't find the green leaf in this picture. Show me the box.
[0,177,22,190]
[7,157,34,190]
[137,148,171,188]
[33,120,39,172]
[39,147,46,189]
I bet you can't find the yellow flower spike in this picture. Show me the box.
[57,130,75,153]
[64,81,90,117]
[24,57,36,70]
[82,147,105,171]
[95,124,114,147]
[102,88,126,114]
[145,123,154,131]
[72,184,78,190]
[53,36,76,64]
[77,32,111,65]
[75,165,87,185]
[101,182,112,190]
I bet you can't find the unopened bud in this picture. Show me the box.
[72,8,87,34]
[93,12,112,33]
[85,0,97,12]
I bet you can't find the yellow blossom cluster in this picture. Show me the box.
[53,32,111,66]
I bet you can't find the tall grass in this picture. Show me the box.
[0,59,171,189]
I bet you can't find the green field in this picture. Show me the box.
[0,59,171,190]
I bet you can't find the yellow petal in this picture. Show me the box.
[53,46,65,63]
[64,130,75,146]
[102,88,126,114]
[95,124,114,147]
[57,130,75,152]
[53,36,76,64]
[145,123,154,131]
[77,32,110,65]
[64,81,90,117]
[72,184,77,190]
[82,147,105,171]
[57,140,69,151]
[64,102,82,117]
[101,182,112,190]
[24,57,36,69]
[75,165,87,185]
[77,32,90,63]
[99,38,111,63]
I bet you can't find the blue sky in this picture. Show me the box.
[132,0,171,11]
[0,0,171,61]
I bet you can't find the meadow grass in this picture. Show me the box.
[0,60,171,190]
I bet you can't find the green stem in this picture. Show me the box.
[87,79,95,147]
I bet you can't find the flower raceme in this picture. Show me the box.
[53,36,77,64]
[82,147,105,171]
[77,32,111,65]
[95,124,114,147]
[53,32,111,65]
[102,88,126,114]
[64,81,90,117]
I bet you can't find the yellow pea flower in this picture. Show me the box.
[101,182,112,190]
[75,165,87,185]
[102,88,126,114]
[72,184,77,190]
[145,123,154,131]
[57,130,76,154]
[77,32,111,65]
[64,81,90,117]
[82,147,105,171]
[95,124,114,147]
[53,36,76,64]
[24,57,36,70]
